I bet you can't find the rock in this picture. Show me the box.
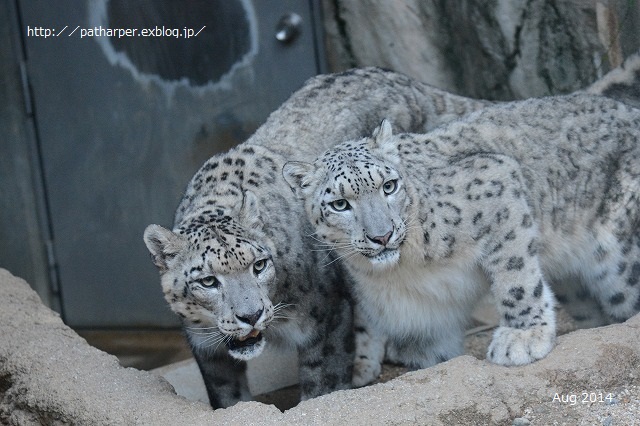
[0,269,220,425]
[322,0,640,100]
[1,267,639,425]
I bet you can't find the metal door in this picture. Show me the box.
[18,0,324,327]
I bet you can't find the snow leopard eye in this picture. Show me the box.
[253,259,267,274]
[382,179,398,195]
[197,276,220,289]
[329,199,351,212]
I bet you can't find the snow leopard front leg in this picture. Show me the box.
[190,345,251,409]
[484,247,557,366]
[297,295,355,399]
[462,155,556,365]
[352,302,386,387]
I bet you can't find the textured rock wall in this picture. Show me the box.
[1,267,639,425]
[322,0,640,100]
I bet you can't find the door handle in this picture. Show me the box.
[275,12,302,43]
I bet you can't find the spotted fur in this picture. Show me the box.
[143,67,491,408]
[285,93,640,384]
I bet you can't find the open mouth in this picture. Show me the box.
[227,329,263,352]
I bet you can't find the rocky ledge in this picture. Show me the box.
[0,268,638,425]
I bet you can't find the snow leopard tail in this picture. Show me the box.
[586,50,640,109]
[410,82,493,132]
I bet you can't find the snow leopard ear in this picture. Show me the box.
[239,190,263,230]
[372,118,393,142]
[370,119,398,159]
[143,224,186,273]
[283,161,316,198]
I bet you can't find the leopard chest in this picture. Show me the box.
[353,260,489,337]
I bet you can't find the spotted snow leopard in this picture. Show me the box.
[143,67,492,408]
[143,50,640,406]
[284,92,640,385]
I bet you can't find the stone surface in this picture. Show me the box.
[322,0,640,100]
[1,267,639,425]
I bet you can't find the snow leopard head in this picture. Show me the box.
[284,120,410,272]
[143,191,276,361]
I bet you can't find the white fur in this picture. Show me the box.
[353,253,488,339]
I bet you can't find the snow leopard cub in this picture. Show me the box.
[284,93,640,384]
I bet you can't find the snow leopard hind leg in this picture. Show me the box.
[609,231,640,321]
[536,135,640,329]
[571,237,640,326]
[552,276,611,328]
[578,152,640,324]
[575,231,640,324]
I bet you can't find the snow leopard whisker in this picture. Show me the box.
[310,243,354,252]
[273,301,296,310]
[204,333,232,351]
[305,233,330,243]
[307,232,350,243]
[404,224,423,233]
[272,302,298,320]
[272,313,298,323]
[403,215,423,234]
[201,333,230,350]
[311,244,353,250]
[273,302,296,316]
[201,333,226,345]
[215,336,234,352]
[189,330,223,337]
[186,327,222,335]
[312,240,356,262]
[403,212,420,228]
[405,210,419,221]
[322,249,359,267]
[273,304,295,312]
[187,329,221,335]
[311,238,352,246]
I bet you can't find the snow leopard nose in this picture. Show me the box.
[367,230,393,246]
[236,308,264,326]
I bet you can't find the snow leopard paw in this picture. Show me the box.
[487,324,556,366]
[352,356,382,387]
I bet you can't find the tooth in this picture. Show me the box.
[237,330,260,342]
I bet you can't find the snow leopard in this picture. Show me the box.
[143,67,490,408]
[284,93,640,386]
